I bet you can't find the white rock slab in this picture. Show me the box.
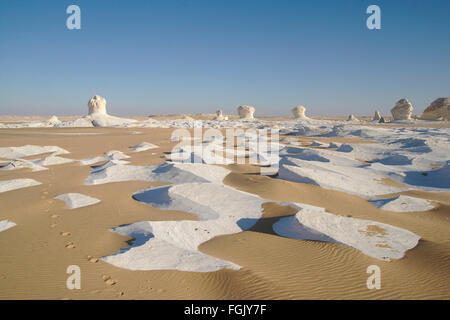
[0,178,41,193]
[0,145,70,159]
[130,142,159,152]
[54,193,101,209]
[370,195,434,212]
[273,203,421,261]
[0,220,17,233]
[103,182,265,271]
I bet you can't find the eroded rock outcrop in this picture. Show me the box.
[373,111,381,121]
[86,95,136,127]
[421,98,450,120]
[391,99,413,121]
[88,95,107,115]
[238,105,255,119]
[213,109,227,120]
[292,105,307,119]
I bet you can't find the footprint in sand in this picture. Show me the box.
[65,242,75,249]
[102,275,117,286]
[50,223,57,228]
[50,214,59,219]
[87,256,99,263]
[60,231,71,237]
[47,199,53,204]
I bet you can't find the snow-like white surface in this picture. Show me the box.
[0,145,69,159]
[0,178,41,193]
[0,220,16,233]
[103,182,265,271]
[130,142,159,152]
[273,203,421,261]
[85,161,231,185]
[54,193,101,209]
[31,155,74,167]
[80,150,130,166]
[370,195,434,212]
[278,156,404,199]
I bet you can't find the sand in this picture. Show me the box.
[0,124,449,300]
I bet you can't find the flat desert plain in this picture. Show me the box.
[0,118,449,299]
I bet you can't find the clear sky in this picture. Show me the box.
[0,0,449,117]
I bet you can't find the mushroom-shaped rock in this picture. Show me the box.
[86,95,136,127]
[391,99,413,120]
[292,105,307,119]
[237,105,255,119]
[373,111,381,121]
[347,114,358,121]
[213,109,225,120]
[88,95,107,115]
[421,98,450,120]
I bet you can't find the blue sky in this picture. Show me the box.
[0,0,449,116]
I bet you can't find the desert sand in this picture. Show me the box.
[0,116,449,299]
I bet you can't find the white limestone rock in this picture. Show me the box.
[372,111,381,121]
[47,116,61,125]
[237,105,255,119]
[86,95,136,127]
[213,109,227,120]
[391,99,413,120]
[88,95,107,115]
[292,105,307,119]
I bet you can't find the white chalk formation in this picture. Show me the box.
[47,116,61,125]
[0,178,41,193]
[0,220,16,233]
[372,111,381,121]
[391,98,413,120]
[213,109,228,121]
[347,114,358,121]
[86,95,136,127]
[292,105,307,119]
[130,142,159,152]
[88,95,107,115]
[238,105,255,119]
[273,203,421,261]
[421,98,450,121]
[54,193,101,209]
[370,195,434,212]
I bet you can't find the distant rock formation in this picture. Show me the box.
[347,114,358,121]
[88,95,107,115]
[238,105,255,119]
[391,99,413,120]
[373,111,381,121]
[292,105,307,119]
[213,109,228,120]
[47,116,61,125]
[86,95,136,127]
[421,98,450,120]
